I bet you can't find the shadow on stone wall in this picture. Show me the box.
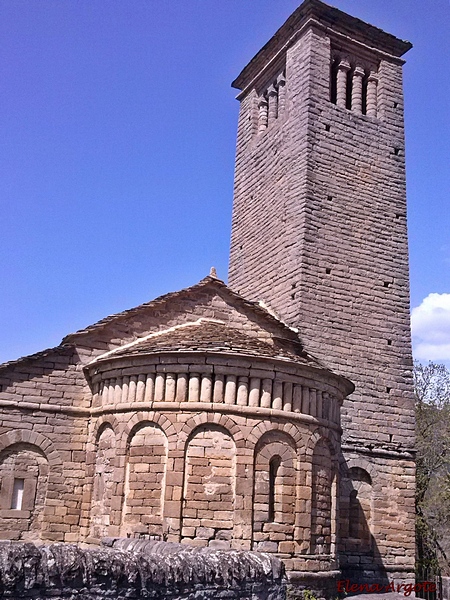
[338,453,390,591]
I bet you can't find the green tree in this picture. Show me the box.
[414,361,450,575]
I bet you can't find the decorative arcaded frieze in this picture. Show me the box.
[95,369,340,424]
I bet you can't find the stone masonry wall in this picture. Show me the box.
[0,281,347,581]
[81,356,343,575]
[228,16,415,580]
[181,425,236,548]
[0,281,300,544]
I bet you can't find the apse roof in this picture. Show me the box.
[62,276,301,345]
[88,317,322,369]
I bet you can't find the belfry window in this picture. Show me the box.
[257,71,286,134]
[330,55,378,117]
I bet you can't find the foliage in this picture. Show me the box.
[414,361,450,575]
[285,590,318,600]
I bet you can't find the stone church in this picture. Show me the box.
[0,0,415,592]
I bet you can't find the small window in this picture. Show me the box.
[11,478,24,510]
[268,456,281,522]
[349,489,359,538]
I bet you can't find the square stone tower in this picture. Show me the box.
[228,0,415,583]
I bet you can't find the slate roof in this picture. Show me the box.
[0,276,340,379]
[90,318,321,369]
[62,276,301,345]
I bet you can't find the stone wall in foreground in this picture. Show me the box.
[0,540,286,600]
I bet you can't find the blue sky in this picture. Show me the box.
[0,1,449,366]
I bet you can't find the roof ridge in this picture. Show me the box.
[62,276,219,342]
[62,276,300,344]
[0,344,73,373]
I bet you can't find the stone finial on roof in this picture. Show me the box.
[209,267,218,278]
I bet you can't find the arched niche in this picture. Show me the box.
[341,466,373,551]
[310,438,335,555]
[121,422,168,539]
[0,443,49,540]
[252,430,296,551]
[90,425,116,539]
[181,425,236,548]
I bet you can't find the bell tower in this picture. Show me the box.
[228,0,415,582]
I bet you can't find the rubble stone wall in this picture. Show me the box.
[0,540,286,600]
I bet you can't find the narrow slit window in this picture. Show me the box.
[268,456,281,522]
[349,489,359,538]
[11,478,24,510]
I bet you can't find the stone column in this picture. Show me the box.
[267,84,278,125]
[92,381,100,407]
[366,73,378,117]
[144,373,155,403]
[102,379,110,404]
[249,377,260,407]
[121,376,129,403]
[277,72,286,115]
[155,373,165,401]
[272,380,283,410]
[113,378,121,404]
[351,66,365,114]
[309,389,317,417]
[293,384,302,413]
[128,375,137,403]
[283,382,293,412]
[258,96,268,133]
[316,390,323,420]
[213,374,224,403]
[225,375,237,404]
[261,378,272,408]
[136,374,146,402]
[176,373,188,402]
[322,392,329,421]
[301,386,310,414]
[200,375,212,403]
[165,373,176,402]
[188,374,200,402]
[237,377,248,406]
[108,379,116,404]
[336,60,350,108]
